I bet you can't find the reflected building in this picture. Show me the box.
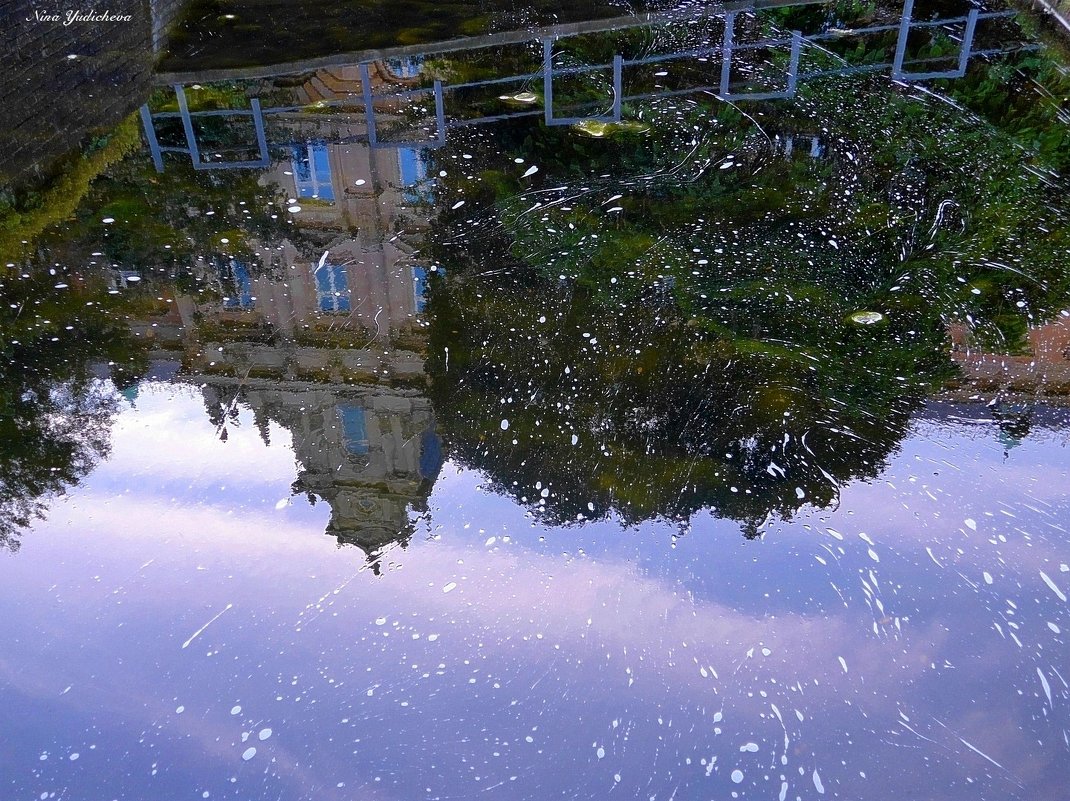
[129,70,443,565]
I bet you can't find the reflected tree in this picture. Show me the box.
[0,271,148,550]
[424,49,1070,535]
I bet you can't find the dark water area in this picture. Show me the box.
[3,1,1070,799]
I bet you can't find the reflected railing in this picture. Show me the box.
[138,0,1031,172]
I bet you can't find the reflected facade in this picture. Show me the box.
[2,2,1070,800]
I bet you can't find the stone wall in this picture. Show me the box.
[0,0,156,188]
[150,0,186,52]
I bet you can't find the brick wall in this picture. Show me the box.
[0,0,161,188]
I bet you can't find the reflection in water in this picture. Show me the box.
[127,122,442,566]
[2,1,1070,799]
[0,269,149,550]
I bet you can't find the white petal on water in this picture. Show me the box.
[983,572,993,585]
[501,419,510,431]
[964,518,977,531]
[242,747,256,761]
[230,705,241,715]
[596,746,605,759]
[838,656,848,673]
[825,528,843,540]
[731,770,744,783]
[258,728,272,741]
[274,498,288,510]
[1048,622,1061,634]
[442,582,457,593]
[1040,571,1067,602]
[813,769,825,794]
[739,743,759,753]
[452,200,465,210]
[287,205,301,213]
[522,165,539,178]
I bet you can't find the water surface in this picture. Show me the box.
[3,1,1070,799]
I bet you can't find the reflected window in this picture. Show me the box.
[221,259,254,309]
[315,263,351,313]
[385,55,424,79]
[337,405,369,455]
[398,147,431,204]
[291,143,335,201]
[412,265,429,313]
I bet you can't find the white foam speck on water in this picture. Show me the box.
[242,747,256,761]
[1048,622,1061,634]
[452,200,465,210]
[1038,668,1053,707]
[427,634,439,642]
[731,770,744,784]
[258,728,272,741]
[1061,564,1068,573]
[287,205,301,213]
[983,572,993,585]
[230,705,241,715]
[838,657,848,673]
[175,706,185,714]
[813,769,825,794]
[375,617,387,625]
[274,498,288,510]
[523,165,539,177]
[1040,571,1067,602]
[500,419,510,430]
[69,753,79,761]
[596,746,605,759]
[739,743,759,753]
[825,527,843,540]
[779,781,789,801]
[182,604,233,649]
[443,582,457,593]
[965,518,977,531]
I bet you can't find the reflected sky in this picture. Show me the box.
[5,1,1070,798]
[2,381,1067,801]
